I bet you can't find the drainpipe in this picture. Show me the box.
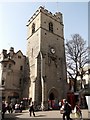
[40,52,44,110]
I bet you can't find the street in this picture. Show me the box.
[2,109,90,120]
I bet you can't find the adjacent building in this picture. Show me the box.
[0,47,26,103]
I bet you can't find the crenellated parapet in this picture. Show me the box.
[27,6,63,26]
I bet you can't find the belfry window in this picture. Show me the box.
[32,23,35,34]
[2,80,5,86]
[49,22,53,33]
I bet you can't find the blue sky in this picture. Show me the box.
[88,2,90,46]
[0,2,88,55]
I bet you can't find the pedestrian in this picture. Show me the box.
[2,101,6,119]
[59,100,62,109]
[20,103,23,113]
[29,102,35,117]
[60,99,65,114]
[5,101,9,113]
[62,99,72,120]
[15,103,20,113]
[75,102,82,119]
[8,103,13,113]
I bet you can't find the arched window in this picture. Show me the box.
[2,80,5,86]
[49,22,53,33]
[32,23,35,34]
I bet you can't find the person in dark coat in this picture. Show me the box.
[2,101,6,119]
[29,102,35,117]
[63,99,72,120]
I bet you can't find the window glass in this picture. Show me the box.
[32,23,35,34]
[18,55,21,59]
[20,66,23,70]
[49,22,53,33]
[8,64,11,69]
[2,80,5,86]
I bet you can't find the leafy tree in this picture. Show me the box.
[65,34,90,92]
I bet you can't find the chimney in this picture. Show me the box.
[2,49,7,59]
[9,47,14,58]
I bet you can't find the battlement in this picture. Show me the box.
[27,6,63,26]
[39,6,62,21]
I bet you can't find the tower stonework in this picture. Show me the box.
[26,6,68,110]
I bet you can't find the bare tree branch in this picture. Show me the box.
[65,34,89,92]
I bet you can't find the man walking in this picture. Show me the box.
[29,102,35,117]
[63,99,72,120]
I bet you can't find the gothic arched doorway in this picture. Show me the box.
[8,92,19,104]
[48,88,59,109]
[49,92,55,100]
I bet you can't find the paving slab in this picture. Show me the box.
[3,109,90,120]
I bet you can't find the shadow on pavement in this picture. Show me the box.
[2,112,47,120]
[35,114,46,117]
[2,111,90,120]
[2,113,22,120]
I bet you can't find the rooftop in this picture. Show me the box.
[27,6,63,26]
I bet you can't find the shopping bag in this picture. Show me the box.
[75,112,80,118]
[60,109,65,114]
[60,105,65,114]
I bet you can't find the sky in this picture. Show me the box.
[88,2,90,61]
[0,1,88,55]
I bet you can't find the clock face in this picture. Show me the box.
[50,48,55,54]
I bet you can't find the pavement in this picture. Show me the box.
[2,109,90,120]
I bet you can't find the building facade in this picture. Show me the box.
[0,47,26,103]
[0,6,68,109]
[26,6,68,109]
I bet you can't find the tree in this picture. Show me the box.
[65,34,90,92]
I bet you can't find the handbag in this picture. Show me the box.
[75,111,81,118]
[60,105,65,114]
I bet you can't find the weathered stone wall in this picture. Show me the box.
[26,6,67,109]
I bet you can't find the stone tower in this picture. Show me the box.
[26,6,67,110]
